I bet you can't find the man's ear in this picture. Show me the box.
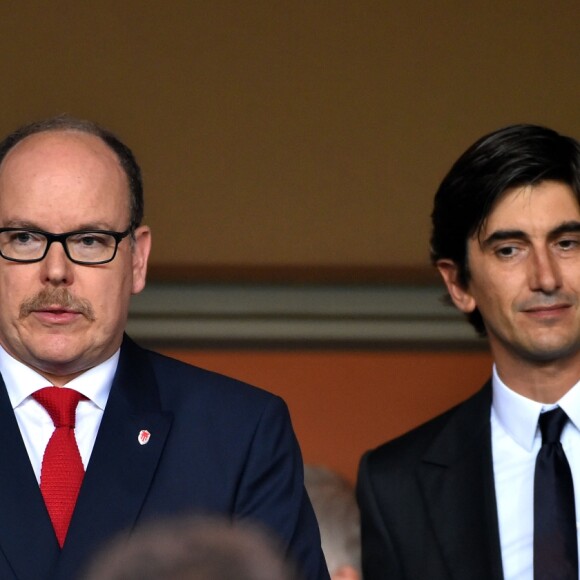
[436,259,477,313]
[131,225,151,295]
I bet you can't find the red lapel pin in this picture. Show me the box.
[138,430,151,445]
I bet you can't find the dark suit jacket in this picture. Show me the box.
[0,335,329,580]
[357,383,505,580]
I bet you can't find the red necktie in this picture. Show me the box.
[33,387,85,548]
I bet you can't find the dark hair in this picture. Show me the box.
[0,115,144,230]
[431,124,580,335]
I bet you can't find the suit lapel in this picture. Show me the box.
[417,383,504,580]
[57,337,173,578]
[0,377,60,579]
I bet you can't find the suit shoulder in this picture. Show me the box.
[365,406,455,469]
[363,383,491,475]
[144,348,283,409]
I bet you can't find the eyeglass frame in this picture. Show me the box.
[0,226,133,265]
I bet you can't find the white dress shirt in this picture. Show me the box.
[0,344,117,483]
[491,365,580,580]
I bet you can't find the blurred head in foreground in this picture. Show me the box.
[82,516,303,580]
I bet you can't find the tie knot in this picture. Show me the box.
[33,387,83,428]
[539,407,569,444]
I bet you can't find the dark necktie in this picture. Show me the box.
[33,387,85,548]
[533,406,578,579]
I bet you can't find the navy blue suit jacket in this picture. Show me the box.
[0,336,329,579]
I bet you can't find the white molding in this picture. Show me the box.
[127,282,486,348]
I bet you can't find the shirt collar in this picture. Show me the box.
[492,364,580,451]
[0,344,119,411]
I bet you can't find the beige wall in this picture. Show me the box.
[0,2,577,275]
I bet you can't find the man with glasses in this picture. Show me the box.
[0,116,328,580]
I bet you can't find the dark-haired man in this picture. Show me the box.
[357,124,580,580]
[0,117,328,580]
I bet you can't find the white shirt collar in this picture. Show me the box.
[0,344,118,411]
[492,364,580,452]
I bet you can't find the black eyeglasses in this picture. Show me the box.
[0,227,132,265]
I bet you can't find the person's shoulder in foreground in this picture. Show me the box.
[357,123,580,580]
[0,115,328,580]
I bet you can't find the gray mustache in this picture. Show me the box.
[19,288,96,321]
